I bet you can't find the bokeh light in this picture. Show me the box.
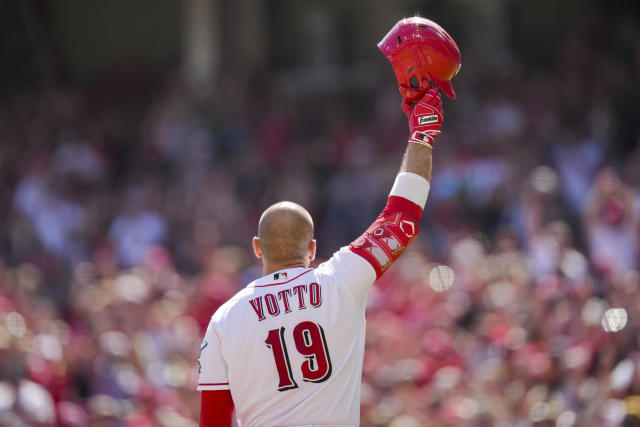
[5,312,26,338]
[428,265,454,292]
[602,308,628,333]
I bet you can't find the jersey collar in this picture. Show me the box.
[248,267,313,288]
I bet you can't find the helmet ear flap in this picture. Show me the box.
[409,74,419,89]
[399,86,429,105]
[408,66,430,90]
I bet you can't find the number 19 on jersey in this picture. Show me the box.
[265,321,332,391]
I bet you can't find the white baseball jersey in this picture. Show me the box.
[198,172,429,427]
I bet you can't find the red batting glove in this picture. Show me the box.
[402,87,443,148]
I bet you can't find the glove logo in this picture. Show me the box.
[418,115,438,125]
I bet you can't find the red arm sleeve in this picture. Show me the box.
[200,390,234,427]
[349,195,423,279]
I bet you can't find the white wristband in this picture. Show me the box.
[409,131,434,147]
[389,172,430,209]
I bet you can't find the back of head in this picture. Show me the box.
[258,201,314,265]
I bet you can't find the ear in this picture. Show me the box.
[308,239,316,262]
[252,237,263,259]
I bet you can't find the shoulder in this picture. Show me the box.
[210,285,255,325]
[316,246,376,281]
[314,247,376,306]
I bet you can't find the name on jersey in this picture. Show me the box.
[249,282,322,321]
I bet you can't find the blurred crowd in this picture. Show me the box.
[0,28,639,426]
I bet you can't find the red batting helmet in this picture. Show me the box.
[378,17,461,101]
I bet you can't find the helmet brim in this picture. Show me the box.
[432,77,456,99]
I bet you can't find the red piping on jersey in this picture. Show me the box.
[199,382,230,386]
[248,269,313,288]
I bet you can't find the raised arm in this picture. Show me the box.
[349,87,442,278]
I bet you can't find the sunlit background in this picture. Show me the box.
[0,0,639,425]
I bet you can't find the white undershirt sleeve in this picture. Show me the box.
[389,172,430,209]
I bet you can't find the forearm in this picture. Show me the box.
[399,142,432,182]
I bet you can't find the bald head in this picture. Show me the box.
[257,201,314,266]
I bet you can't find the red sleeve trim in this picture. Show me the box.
[199,382,229,386]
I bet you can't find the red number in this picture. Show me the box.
[265,322,332,391]
[293,321,332,383]
[265,328,298,391]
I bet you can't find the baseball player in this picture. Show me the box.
[198,17,460,427]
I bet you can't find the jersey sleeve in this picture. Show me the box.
[197,318,230,391]
[349,172,430,279]
[316,245,377,303]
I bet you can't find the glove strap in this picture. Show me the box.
[409,131,434,148]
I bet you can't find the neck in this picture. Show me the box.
[262,260,307,275]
